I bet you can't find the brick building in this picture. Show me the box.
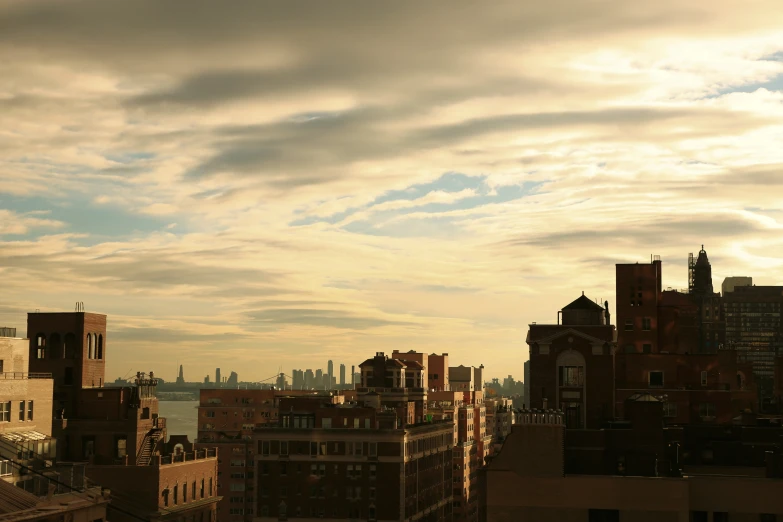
[253,395,454,521]
[357,352,427,424]
[527,293,615,429]
[528,254,762,431]
[25,310,220,521]
[614,350,757,425]
[428,354,449,392]
[196,388,335,522]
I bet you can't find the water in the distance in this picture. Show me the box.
[158,400,199,442]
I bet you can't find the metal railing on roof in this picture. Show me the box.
[0,372,52,380]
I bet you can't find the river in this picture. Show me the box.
[158,400,199,442]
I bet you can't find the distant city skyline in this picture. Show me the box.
[2,2,783,383]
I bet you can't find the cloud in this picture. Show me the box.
[2,0,783,382]
[246,308,417,330]
[0,210,64,235]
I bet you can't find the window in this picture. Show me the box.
[370,465,376,479]
[280,462,287,476]
[322,418,332,428]
[699,403,715,418]
[369,442,377,456]
[27,401,33,421]
[162,489,169,507]
[206,411,215,418]
[230,459,245,467]
[648,371,664,387]
[280,440,288,456]
[209,478,213,496]
[183,481,187,502]
[116,437,127,458]
[346,442,363,456]
[760,515,777,522]
[192,482,196,501]
[173,484,178,505]
[354,418,360,428]
[713,514,728,522]
[83,437,95,458]
[0,360,3,373]
[642,343,652,354]
[64,367,74,386]
[261,441,269,456]
[19,401,25,421]
[624,321,633,331]
[663,402,677,418]
[36,334,46,359]
[310,441,318,456]
[369,487,376,499]
[229,483,246,491]
[0,460,10,476]
[201,479,205,498]
[624,344,635,354]
[700,371,707,386]
[559,366,584,386]
[642,317,651,330]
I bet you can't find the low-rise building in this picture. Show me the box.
[0,332,56,493]
[25,310,221,521]
[483,405,783,521]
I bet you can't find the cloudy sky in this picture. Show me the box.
[1,1,783,383]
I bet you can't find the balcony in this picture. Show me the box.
[0,372,52,380]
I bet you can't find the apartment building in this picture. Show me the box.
[0,330,56,494]
[196,388,332,521]
[254,395,454,521]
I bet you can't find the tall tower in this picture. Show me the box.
[327,360,334,390]
[215,368,221,387]
[689,246,721,353]
[177,364,185,384]
[691,245,714,297]
[339,364,346,388]
[351,365,355,386]
[27,311,107,419]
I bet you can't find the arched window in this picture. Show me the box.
[49,333,62,359]
[63,333,76,359]
[98,334,104,360]
[35,334,47,359]
[87,334,93,360]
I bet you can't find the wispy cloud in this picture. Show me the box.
[1,0,783,380]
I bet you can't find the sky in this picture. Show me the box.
[1,1,783,383]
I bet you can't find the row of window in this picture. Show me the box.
[34,332,104,360]
[259,440,377,457]
[253,505,374,519]
[0,401,33,422]
[260,461,378,479]
[162,478,213,507]
[623,318,652,331]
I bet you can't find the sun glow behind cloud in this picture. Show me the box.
[1,0,783,381]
